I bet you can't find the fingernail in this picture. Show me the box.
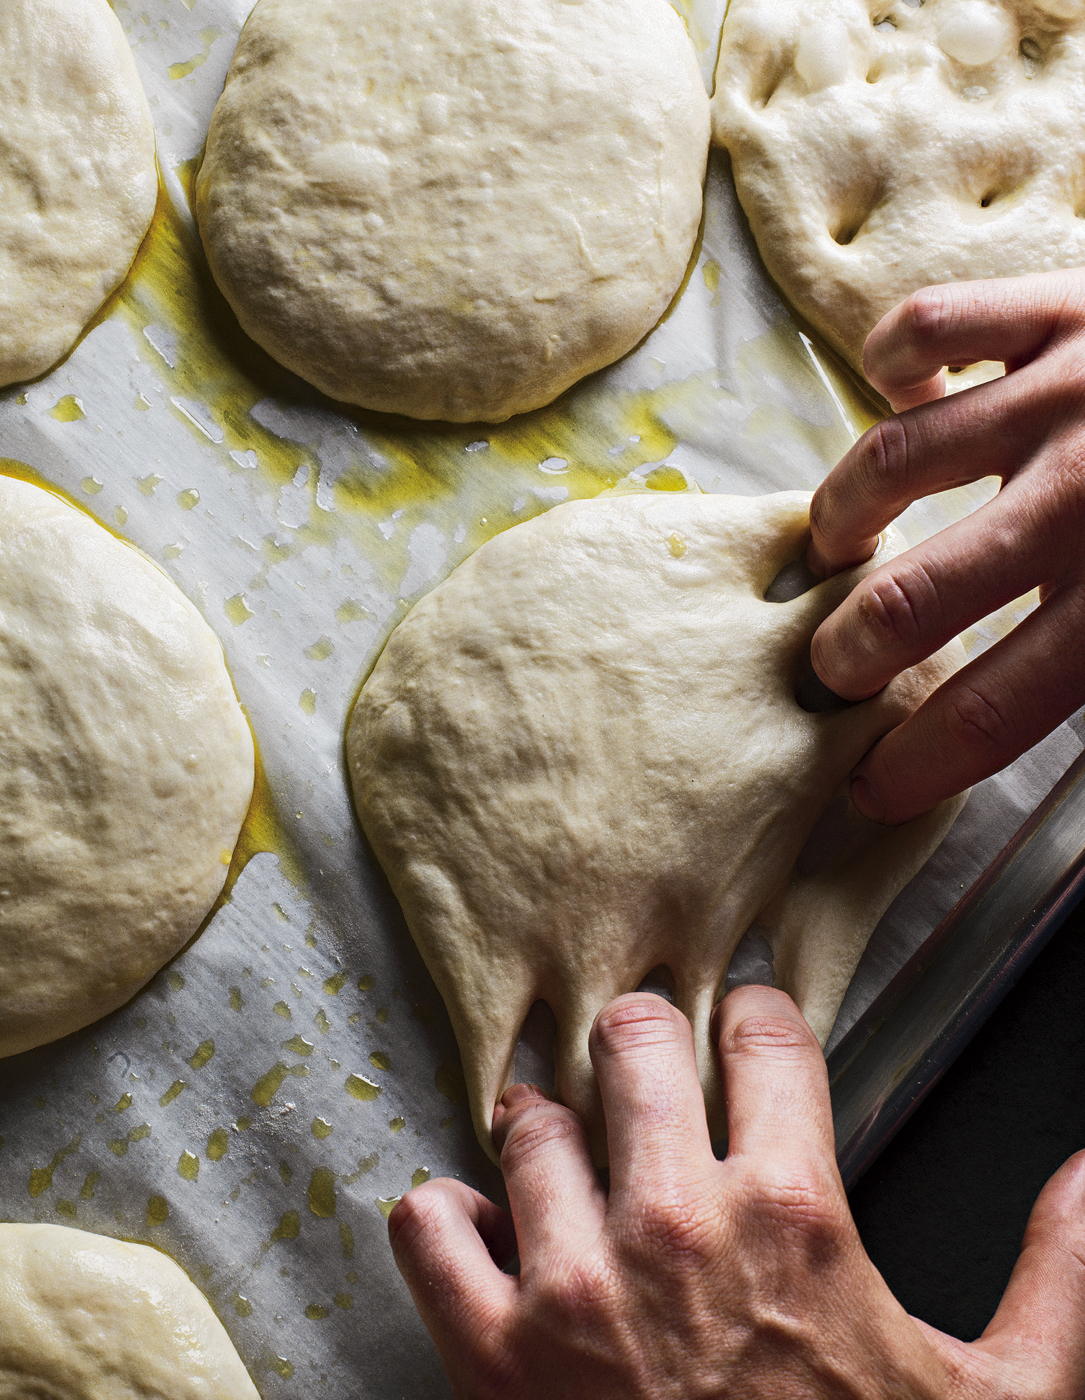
[501,1082,546,1109]
[850,773,885,823]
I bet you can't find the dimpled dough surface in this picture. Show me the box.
[349,493,967,1160]
[0,477,254,1057]
[0,1224,260,1398]
[712,0,1085,379]
[195,0,710,423]
[0,0,157,389]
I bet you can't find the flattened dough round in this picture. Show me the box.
[712,0,1085,381]
[195,0,710,423]
[0,0,157,388]
[348,492,966,1160]
[0,1224,260,1398]
[0,476,254,1057]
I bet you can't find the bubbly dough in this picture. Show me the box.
[0,0,157,388]
[712,0,1085,384]
[195,0,710,423]
[0,1224,260,1398]
[0,476,254,1057]
[348,492,966,1160]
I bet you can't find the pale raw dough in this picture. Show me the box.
[712,0,1085,388]
[195,0,710,423]
[0,1224,260,1398]
[0,476,254,1057]
[348,492,967,1160]
[0,0,157,388]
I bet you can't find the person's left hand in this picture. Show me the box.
[388,987,1085,1399]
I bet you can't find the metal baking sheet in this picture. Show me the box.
[0,1,1081,1395]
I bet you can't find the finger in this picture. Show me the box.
[810,486,1044,702]
[588,993,714,1198]
[863,271,1081,412]
[976,1150,1085,1392]
[849,583,1085,823]
[492,1082,605,1265]
[389,1179,516,1355]
[714,985,837,1167]
[808,370,1046,578]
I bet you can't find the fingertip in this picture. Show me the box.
[492,1082,549,1151]
[849,770,887,824]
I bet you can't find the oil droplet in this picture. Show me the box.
[56,1199,77,1218]
[435,1060,468,1107]
[167,970,185,991]
[369,1051,391,1072]
[645,464,690,491]
[113,1092,132,1114]
[136,473,162,496]
[251,1061,309,1107]
[28,1136,81,1197]
[207,1128,230,1161]
[147,1195,169,1226]
[334,1293,353,1310]
[225,594,254,626]
[269,1210,301,1245]
[134,393,151,411]
[339,1223,354,1259]
[232,1294,253,1318]
[314,1009,331,1034]
[305,1304,329,1321]
[176,488,200,510]
[114,506,128,527]
[702,257,721,301]
[335,599,368,624]
[282,1035,313,1056]
[304,637,333,661]
[345,1074,381,1102]
[80,1172,99,1200]
[159,1080,187,1107]
[311,1117,333,1140]
[299,688,317,716]
[667,531,687,558]
[273,1000,292,1019]
[376,1197,400,1219]
[323,971,348,996]
[81,476,104,495]
[342,1152,379,1186]
[376,1007,389,1025]
[357,974,375,992]
[49,394,85,422]
[229,987,244,1011]
[389,1117,406,1134]
[308,1167,337,1218]
[279,1161,293,1185]
[269,1358,294,1380]
[187,1039,215,1070]
[411,1168,431,1189]
[177,1150,200,1182]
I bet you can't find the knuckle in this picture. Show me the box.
[499,1101,583,1172]
[724,1012,815,1060]
[853,560,940,651]
[387,1179,452,1255]
[857,415,913,503]
[592,993,687,1061]
[629,1190,718,1267]
[902,282,958,345]
[944,681,1014,754]
[737,1159,847,1264]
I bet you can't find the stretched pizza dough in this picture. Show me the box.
[195,0,710,423]
[0,1225,260,1398]
[0,0,157,388]
[712,0,1085,385]
[348,492,967,1160]
[0,476,254,1057]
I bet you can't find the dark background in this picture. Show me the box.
[848,896,1085,1340]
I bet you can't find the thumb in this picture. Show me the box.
[924,1151,1085,1397]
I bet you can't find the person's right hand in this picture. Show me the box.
[807,269,1085,824]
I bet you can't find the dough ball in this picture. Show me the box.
[0,1224,260,1398]
[195,0,710,423]
[0,476,254,1057]
[712,0,1085,380]
[0,0,157,388]
[348,492,966,1160]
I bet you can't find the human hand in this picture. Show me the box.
[388,988,1085,1399]
[807,269,1085,823]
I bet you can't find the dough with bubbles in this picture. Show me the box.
[348,492,966,1160]
[0,475,254,1057]
[712,0,1085,386]
[196,0,710,423]
[0,1225,260,1398]
[0,0,156,388]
